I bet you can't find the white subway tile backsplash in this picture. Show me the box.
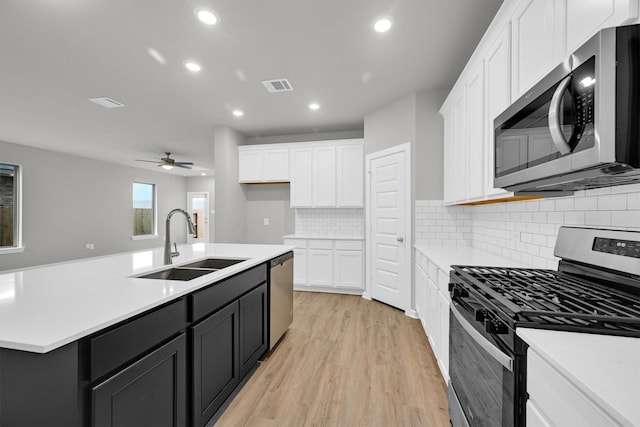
[598,194,626,211]
[295,208,364,237]
[416,186,640,268]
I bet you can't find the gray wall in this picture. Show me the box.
[246,130,363,145]
[415,89,447,199]
[213,126,247,243]
[364,94,416,155]
[1,140,188,271]
[186,175,216,242]
[245,184,294,244]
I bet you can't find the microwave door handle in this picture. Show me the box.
[450,303,514,372]
[548,75,573,155]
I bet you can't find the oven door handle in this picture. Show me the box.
[451,303,514,372]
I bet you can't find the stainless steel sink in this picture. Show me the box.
[137,267,216,281]
[180,258,245,270]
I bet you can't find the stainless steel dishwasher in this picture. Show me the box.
[269,252,293,350]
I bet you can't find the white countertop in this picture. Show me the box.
[414,243,530,271]
[283,234,364,240]
[0,243,294,353]
[518,328,640,427]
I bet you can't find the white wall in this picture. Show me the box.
[415,89,448,200]
[415,183,640,269]
[1,140,188,271]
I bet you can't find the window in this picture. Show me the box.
[132,182,156,237]
[0,163,21,252]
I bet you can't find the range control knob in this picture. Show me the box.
[475,309,487,322]
[484,318,508,335]
[451,286,469,299]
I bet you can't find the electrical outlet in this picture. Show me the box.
[85,243,95,250]
[263,218,269,226]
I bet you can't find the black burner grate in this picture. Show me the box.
[453,266,640,335]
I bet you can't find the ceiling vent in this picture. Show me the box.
[88,97,126,108]
[262,79,294,93]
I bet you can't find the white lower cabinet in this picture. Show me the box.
[308,240,333,286]
[415,248,450,383]
[526,348,622,427]
[284,238,364,294]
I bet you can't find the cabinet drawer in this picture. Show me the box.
[334,240,363,250]
[308,239,332,250]
[190,264,267,322]
[527,349,620,427]
[90,299,187,381]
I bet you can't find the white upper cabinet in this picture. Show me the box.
[290,139,364,208]
[511,0,560,99]
[336,144,364,207]
[443,91,466,205]
[440,0,639,205]
[563,0,638,55]
[312,145,337,207]
[238,145,289,183]
[465,62,485,201]
[289,147,313,207]
[484,23,513,198]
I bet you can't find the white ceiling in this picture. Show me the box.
[0,0,502,176]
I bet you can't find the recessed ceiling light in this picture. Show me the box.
[372,17,393,33]
[201,173,206,176]
[309,103,320,111]
[184,61,202,72]
[232,110,244,117]
[195,8,219,25]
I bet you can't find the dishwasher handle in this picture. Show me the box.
[271,251,293,268]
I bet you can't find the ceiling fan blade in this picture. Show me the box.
[174,163,193,169]
[174,162,194,166]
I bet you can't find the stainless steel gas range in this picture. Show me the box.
[447,227,640,427]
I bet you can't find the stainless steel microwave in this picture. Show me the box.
[494,24,640,195]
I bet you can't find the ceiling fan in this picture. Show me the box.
[135,152,194,170]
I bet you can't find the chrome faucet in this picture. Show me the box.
[164,208,196,265]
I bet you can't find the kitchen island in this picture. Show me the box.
[0,243,294,427]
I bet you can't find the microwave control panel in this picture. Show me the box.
[593,237,640,259]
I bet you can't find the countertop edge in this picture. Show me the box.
[0,244,295,353]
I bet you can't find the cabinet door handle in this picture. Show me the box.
[397,236,404,243]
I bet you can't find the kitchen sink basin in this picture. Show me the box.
[180,258,245,270]
[137,267,216,281]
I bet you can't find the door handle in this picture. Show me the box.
[548,75,573,155]
[397,236,404,243]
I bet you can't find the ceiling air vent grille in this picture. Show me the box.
[262,79,294,92]
[88,97,126,108]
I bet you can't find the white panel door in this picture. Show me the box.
[336,144,364,207]
[290,148,313,208]
[465,62,485,201]
[368,144,410,311]
[512,0,558,98]
[263,148,289,182]
[313,146,336,207]
[485,23,513,198]
[238,150,263,183]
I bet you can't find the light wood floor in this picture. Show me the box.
[215,291,450,427]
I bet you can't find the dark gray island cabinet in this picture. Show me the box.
[0,262,269,427]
